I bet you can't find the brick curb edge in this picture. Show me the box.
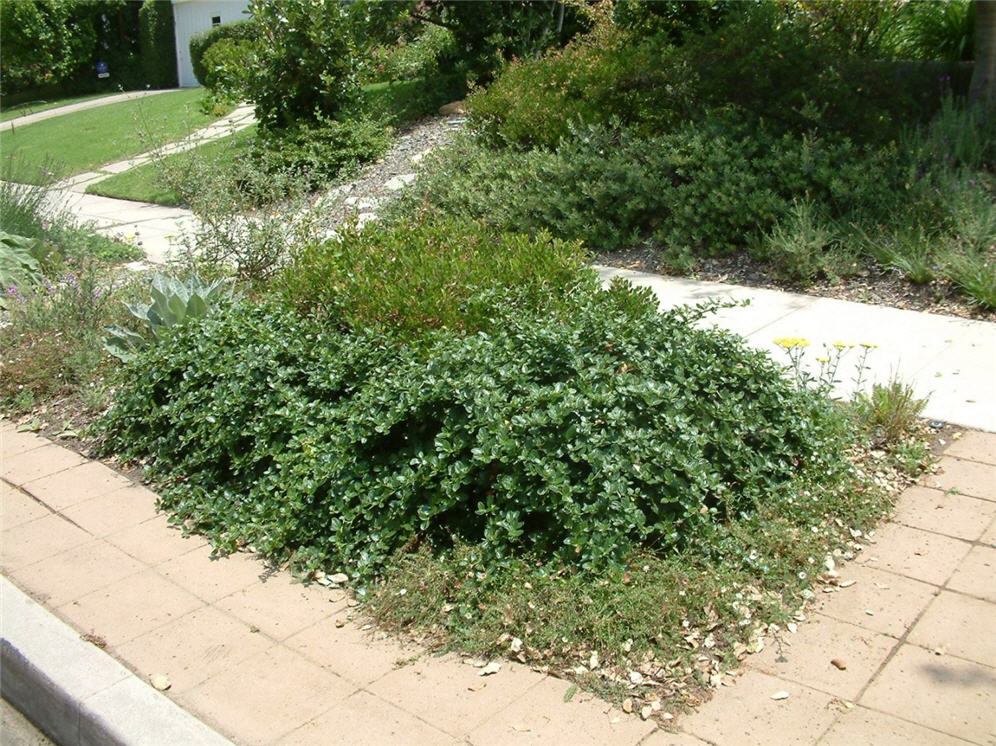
[1,577,232,746]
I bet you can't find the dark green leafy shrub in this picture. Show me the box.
[393,122,906,254]
[254,117,392,190]
[682,3,927,144]
[0,0,97,95]
[246,0,360,131]
[613,0,731,44]
[200,38,256,104]
[467,23,697,149]
[277,214,595,342]
[99,285,845,578]
[189,18,257,86]
[362,24,456,84]
[421,0,592,83]
[139,0,178,89]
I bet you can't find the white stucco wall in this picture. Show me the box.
[172,0,251,88]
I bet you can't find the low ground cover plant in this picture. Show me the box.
[94,253,927,709]
[98,280,846,576]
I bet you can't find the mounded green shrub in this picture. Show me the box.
[277,214,595,342]
[390,121,905,255]
[99,282,846,579]
[467,23,697,149]
[200,37,255,103]
[189,18,257,86]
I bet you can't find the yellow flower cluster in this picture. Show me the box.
[773,337,810,349]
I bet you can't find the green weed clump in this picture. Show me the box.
[0,261,123,412]
[98,281,847,580]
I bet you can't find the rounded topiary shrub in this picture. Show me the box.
[100,281,845,579]
[189,18,257,86]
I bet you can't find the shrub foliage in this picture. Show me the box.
[99,280,844,579]
[278,215,594,341]
[138,0,178,89]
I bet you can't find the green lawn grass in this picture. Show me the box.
[0,92,119,122]
[87,76,465,206]
[86,124,257,205]
[1,89,230,185]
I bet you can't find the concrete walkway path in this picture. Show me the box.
[596,267,996,433]
[1,89,177,132]
[2,424,994,745]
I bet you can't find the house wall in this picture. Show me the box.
[172,0,251,88]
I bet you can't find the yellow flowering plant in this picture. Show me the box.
[774,337,873,398]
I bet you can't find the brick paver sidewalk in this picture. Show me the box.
[2,423,994,745]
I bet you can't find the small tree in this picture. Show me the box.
[246,0,360,131]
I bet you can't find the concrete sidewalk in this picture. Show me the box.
[1,89,176,132]
[597,267,996,433]
[2,424,994,745]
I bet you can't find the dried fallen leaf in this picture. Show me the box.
[830,659,847,670]
[629,671,644,685]
[640,705,653,720]
[479,661,501,677]
[622,698,633,714]
[839,580,856,588]
[770,691,790,701]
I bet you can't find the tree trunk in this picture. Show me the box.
[970,0,996,102]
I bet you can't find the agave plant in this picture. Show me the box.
[104,273,235,361]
